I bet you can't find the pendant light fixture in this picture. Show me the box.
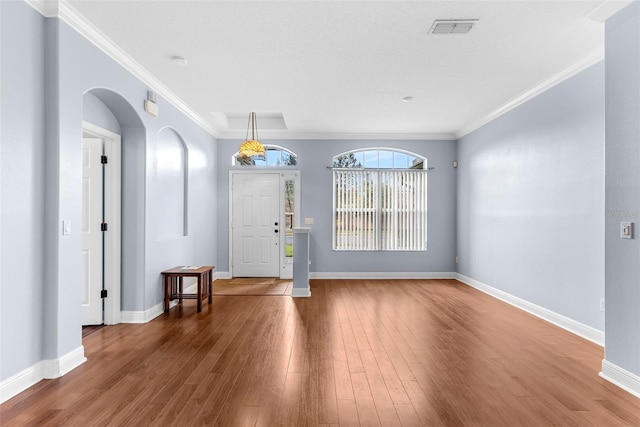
[238,112,265,158]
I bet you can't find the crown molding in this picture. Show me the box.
[23,0,58,17]
[30,0,219,138]
[455,49,604,140]
[218,130,458,141]
[24,0,610,144]
[585,0,633,22]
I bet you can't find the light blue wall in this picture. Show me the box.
[604,1,640,377]
[217,138,457,275]
[52,13,218,323]
[155,128,187,240]
[81,88,148,312]
[83,93,121,134]
[457,62,606,331]
[0,0,46,380]
[3,0,637,399]
[145,119,217,307]
[1,1,217,381]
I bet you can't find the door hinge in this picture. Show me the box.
[100,289,108,298]
[101,155,108,164]
[101,223,108,232]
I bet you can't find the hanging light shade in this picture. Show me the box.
[238,112,265,158]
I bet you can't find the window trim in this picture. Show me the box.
[333,147,426,170]
[332,148,428,252]
[231,144,298,166]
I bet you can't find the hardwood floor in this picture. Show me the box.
[213,278,293,296]
[81,324,105,338]
[2,279,638,426]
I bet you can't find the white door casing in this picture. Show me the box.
[82,138,104,325]
[231,173,280,277]
[82,122,121,325]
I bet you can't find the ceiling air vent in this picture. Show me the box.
[429,19,478,35]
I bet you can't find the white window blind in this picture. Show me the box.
[333,169,427,251]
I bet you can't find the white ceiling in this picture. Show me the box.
[54,0,627,139]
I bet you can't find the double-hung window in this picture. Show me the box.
[332,149,427,251]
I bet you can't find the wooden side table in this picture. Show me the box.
[161,266,214,313]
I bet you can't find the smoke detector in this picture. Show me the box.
[429,19,478,35]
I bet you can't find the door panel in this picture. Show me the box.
[242,196,252,225]
[82,251,91,304]
[232,173,280,277]
[259,237,271,263]
[82,138,103,325]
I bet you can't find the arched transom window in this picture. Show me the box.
[333,148,425,169]
[232,144,298,166]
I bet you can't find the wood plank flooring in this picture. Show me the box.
[81,324,105,338]
[212,278,292,296]
[2,279,638,426]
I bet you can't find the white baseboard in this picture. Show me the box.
[600,359,640,398]
[42,346,87,378]
[1,364,44,404]
[121,283,199,323]
[121,301,170,323]
[291,287,311,297]
[215,271,231,279]
[309,271,456,280]
[0,346,86,404]
[456,273,604,346]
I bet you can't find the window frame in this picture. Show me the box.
[332,147,426,170]
[231,144,298,167]
[332,148,428,252]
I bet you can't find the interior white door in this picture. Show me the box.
[232,173,280,277]
[82,138,104,325]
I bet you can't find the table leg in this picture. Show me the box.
[179,277,183,305]
[207,269,213,303]
[163,275,170,313]
[196,274,202,312]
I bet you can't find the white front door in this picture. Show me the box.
[232,173,280,277]
[82,138,104,325]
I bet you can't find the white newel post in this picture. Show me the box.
[292,227,311,297]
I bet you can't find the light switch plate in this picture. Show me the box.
[304,218,314,225]
[620,222,633,239]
